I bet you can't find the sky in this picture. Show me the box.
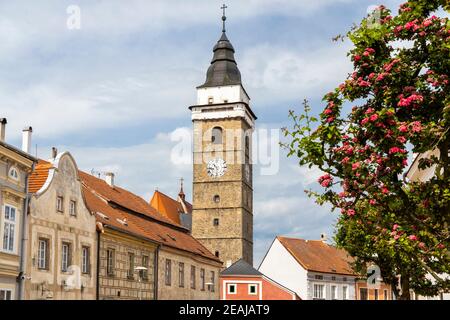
[0,0,407,266]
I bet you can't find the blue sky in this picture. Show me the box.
[0,0,406,266]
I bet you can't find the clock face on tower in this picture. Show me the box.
[207,158,227,178]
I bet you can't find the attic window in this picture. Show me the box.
[158,235,167,242]
[96,212,109,220]
[8,167,19,181]
[116,218,128,226]
[167,234,176,241]
[208,97,214,104]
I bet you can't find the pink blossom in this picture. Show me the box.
[408,235,418,241]
[324,108,333,115]
[354,55,361,62]
[365,108,374,114]
[352,162,360,171]
[341,157,350,164]
[381,186,389,194]
[369,114,378,122]
[418,242,426,249]
[389,147,406,154]
[338,192,346,198]
[393,224,400,231]
[394,235,401,240]
[397,136,407,143]
[399,124,408,132]
[438,244,445,249]
[423,19,433,27]
[326,117,335,123]
[361,118,369,125]
[402,159,408,167]
[411,121,422,133]
[347,209,356,216]
[369,199,376,205]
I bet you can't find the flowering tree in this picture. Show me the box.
[284,0,449,299]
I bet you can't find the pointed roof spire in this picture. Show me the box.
[198,4,242,89]
[178,177,185,201]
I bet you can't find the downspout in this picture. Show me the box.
[18,162,35,300]
[154,244,160,300]
[96,230,101,300]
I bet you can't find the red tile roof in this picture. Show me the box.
[80,171,221,263]
[150,190,192,225]
[28,159,52,193]
[277,236,356,276]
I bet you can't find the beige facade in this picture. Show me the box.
[158,246,221,300]
[26,152,97,300]
[192,117,254,267]
[0,139,35,300]
[98,228,157,300]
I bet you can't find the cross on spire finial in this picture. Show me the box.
[221,4,227,33]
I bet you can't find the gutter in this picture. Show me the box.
[96,230,101,300]
[154,244,160,300]
[18,161,35,300]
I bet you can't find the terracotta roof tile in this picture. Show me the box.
[150,190,192,225]
[277,236,355,276]
[28,159,53,193]
[80,172,221,263]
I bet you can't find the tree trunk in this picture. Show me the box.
[398,274,411,300]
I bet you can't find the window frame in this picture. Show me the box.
[211,127,223,144]
[313,283,325,300]
[165,259,172,286]
[342,285,348,300]
[227,283,237,295]
[69,200,77,217]
[210,271,215,292]
[38,238,49,270]
[106,248,115,277]
[127,252,135,280]
[331,285,338,300]
[8,167,19,181]
[2,205,17,253]
[82,246,90,274]
[200,268,205,291]
[0,289,13,300]
[384,289,389,300]
[179,262,185,288]
[359,288,368,300]
[56,196,64,213]
[142,255,149,280]
[61,242,71,272]
[190,265,196,289]
[248,284,257,295]
[374,288,379,300]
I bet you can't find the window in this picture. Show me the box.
[245,136,250,159]
[8,167,19,180]
[360,288,368,300]
[208,97,213,104]
[215,251,219,257]
[82,246,90,274]
[127,253,135,279]
[331,285,338,300]
[213,195,220,203]
[107,249,115,276]
[210,271,215,292]
[56,196,64,212]
[227,283,236,294]
[343,277,347,282]
[69,200,77,216]
[374,289,379,300]
[313,284,325,300]
[343,285,348,300]
[142,255,149,280]
[213,218,219,226]
[248,284,257,295]
[384,289,389,300]
[200,268,205,291]
[0,289,12,300]
[165,259,172,286]
[38,239,49,270]
[211,127,222,144]
[179,262,185,287]
[61,242,71,272]
[190,266,196,289]
[314,275,323,280]
[331,276,336,281]
[2,205,16,252]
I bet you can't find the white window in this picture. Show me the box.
[227,283,236,294]
[82,246,90,274]
[2,205,17,253]
[69,200,77,216]
[56,196,64,212]
[0,289,12,300]
[208,97,214,104]
[8,167,19,181]
[343,285,348,300]
[61,243,70,272]
[38,239,48,269]
[313,284,325,300]
[248,284,257,295]
[331,285,338,300]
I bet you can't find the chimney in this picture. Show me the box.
[320,233,327,243]
[51,147,58,159]
[0,118,6,142]
[105,172,115,187]
[22,126,32,153]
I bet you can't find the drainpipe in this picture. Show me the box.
[96,231,101,300]
[18,161,35,300]
[154,245,160,300]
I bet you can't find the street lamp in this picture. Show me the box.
[135,266,147,300]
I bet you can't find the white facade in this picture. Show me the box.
[258,238,356,300]
[197,85,250,105]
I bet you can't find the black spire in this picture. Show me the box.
[198,4,242,89]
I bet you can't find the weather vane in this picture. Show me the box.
[221,4,227,32]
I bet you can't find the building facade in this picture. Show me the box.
[220,259,299,300]
[0,120,36,300]
[26,152,97,300]
[356,280,392,300]
[190,12,256,267]
[80,170,222,300]
[259,237,358,300]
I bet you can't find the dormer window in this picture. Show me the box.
[212,127,222,144]
[8,167,19,181]
[208,97,214,104]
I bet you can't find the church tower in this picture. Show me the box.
[190,6,256,266]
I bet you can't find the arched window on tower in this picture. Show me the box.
[212,127,223,144]
[245,135,250,161]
